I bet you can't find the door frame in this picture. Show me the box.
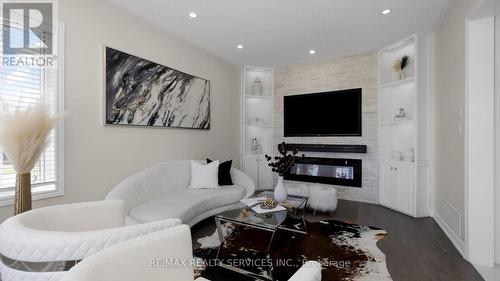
[464,1,497,267]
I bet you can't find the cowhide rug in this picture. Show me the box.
[193,219,392,281]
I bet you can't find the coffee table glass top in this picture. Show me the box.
[215,191,308,232]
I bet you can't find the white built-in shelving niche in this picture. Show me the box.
[241,66,274,190]
[378,34,431,218]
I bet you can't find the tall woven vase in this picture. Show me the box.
[15,173,31,215]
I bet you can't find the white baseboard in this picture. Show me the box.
[431,209,466,257]
[473,264,500,281]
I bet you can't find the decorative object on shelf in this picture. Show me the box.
[251,76,264,96]
[392,151,402,161]
[105,47,210,129]
[265,142,304,203]
[0,103,64,215]
[393,55,410,80]
[402,149,415,162]
[248,117,266,127]
[395,107,406,119]
[394,107,409,122]
[251,138,262,154]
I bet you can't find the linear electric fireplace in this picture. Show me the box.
[285,157,362,187]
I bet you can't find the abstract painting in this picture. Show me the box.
[105,47,210,129]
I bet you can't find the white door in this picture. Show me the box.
[379,161,395,206]
[258,156,273,190]
[244,155,259,189]
[395,162,415,215]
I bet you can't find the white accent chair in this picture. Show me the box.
[0,200,181,281]
[289,261,323,281]
[106,160,255,226]
[60,225,322,281]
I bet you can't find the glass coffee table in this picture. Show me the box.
[214,191,308,280]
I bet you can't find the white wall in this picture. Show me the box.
[434,0,481,250]
[0,0,241,221]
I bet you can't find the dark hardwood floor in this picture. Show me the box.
[191,199,484,281]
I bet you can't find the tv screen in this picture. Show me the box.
[284,88,362,137]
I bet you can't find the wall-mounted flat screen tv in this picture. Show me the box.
[284,88,362,137]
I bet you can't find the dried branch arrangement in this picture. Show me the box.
[265,142,304,176]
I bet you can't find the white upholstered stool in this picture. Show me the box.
[307,184,338,216]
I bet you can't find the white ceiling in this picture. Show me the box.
[106,0,449,67]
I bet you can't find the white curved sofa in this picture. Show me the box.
[0,200,180,281]
[60,225,322,281]
[105,160,255,226]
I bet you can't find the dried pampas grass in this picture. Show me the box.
[0,103,64,174]
[393,55,410,73]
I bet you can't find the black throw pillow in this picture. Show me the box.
[207,158,233,186]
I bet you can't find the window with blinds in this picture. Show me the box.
[0,1,62,202]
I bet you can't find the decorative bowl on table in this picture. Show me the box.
[260,197,278,209]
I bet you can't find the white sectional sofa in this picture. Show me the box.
[105,160,255,226]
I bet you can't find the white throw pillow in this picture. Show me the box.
[189,160,220,189]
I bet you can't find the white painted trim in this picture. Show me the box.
[465,0,500,268]
[378,34,417,53]
[241,65,274,190]
[240,65,245,169]
[431,209,466,257]
[378,33,431,217]
[0,184,64,207]
[465,16,495,267]
[494,14,500,266]
[56,21,65,203]
[464,14,471,263]
[474,264,500,281]
[427,33,437,217]
[0,21,66,208]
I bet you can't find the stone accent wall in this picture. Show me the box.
[273,53,379,203]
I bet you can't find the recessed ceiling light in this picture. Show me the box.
[237,44,244,49]
[188,12,198,18]
[309,49,316,55]
[381,9,392,15]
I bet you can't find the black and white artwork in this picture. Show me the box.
[105,47,210,129]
